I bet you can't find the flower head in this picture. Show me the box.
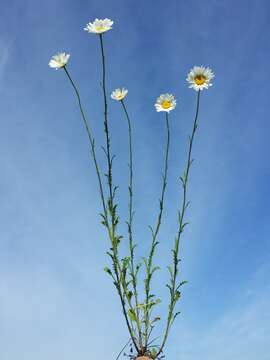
[111,88,128,101]
[155,94,176,113]
[84,18,113,34]
[186,66,214,91]
[49,52,70,69]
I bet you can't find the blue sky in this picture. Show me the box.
[0,0,270,359]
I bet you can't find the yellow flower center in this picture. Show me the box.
[194,74,206,85]
[162,100,172,109]
[96,25,106,32]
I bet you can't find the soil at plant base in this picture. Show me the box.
[136,357,152,360]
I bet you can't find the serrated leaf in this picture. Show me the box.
[151,316,161,324]
[178,280,188,288]
[127,291,133,302]
[104,267,112,275]
[175,290,181,301]
[128,308,137,322]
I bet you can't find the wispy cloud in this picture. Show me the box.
[169,260,270,360]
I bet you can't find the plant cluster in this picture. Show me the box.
[49,18,214,359]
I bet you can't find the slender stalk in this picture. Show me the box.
[63,66,107,223]
[156,90,201,359]
[115,276,139,351]
[98,35,139,353]
[144,112,171,347]
[99,33,113,202]
[120,99,142,348]
[63,65,138,353]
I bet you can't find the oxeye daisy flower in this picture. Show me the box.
[49,52,70,70]
[155,94,176,113]
[111,88,128,101]
[84,18,114,34]
[186,66,214,91]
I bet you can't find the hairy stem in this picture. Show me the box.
[63,66,108,223]
[156,90,201,358]
[120,99,142,348]
[98,36,139,352]
[144,112,171,348]
[99,34,113,202]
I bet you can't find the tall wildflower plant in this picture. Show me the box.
[49,19,214,360]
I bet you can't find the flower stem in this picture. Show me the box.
[144,111,171,348]
[63,65,138,353]
[99,33,114,202]
[120,99,143,349]
[98,35,139,353]
[63,66,108,223]
[156,90,201,359]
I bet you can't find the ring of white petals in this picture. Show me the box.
[49,52,70,69]
[111,88,128,101]
[155,94,177,113]
[186,66,214,91]
[84,18,114,34]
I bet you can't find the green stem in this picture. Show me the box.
[63,66,108,224]
[63,65,138,353]
[99,33,113,202]
[120,99,142,349]
[156,90,201,359]
[144,111,171,348]
[98,35,139,353]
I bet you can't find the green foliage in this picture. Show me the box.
[104,266,112,276]
[128,308,137,322]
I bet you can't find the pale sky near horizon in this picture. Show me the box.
[0,0,270,359]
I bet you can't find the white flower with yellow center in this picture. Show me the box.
[155,94,176,113]
[111,88,128,101]
[48,52,70,69]
[186,66,214,91]
[84,18,113,34]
